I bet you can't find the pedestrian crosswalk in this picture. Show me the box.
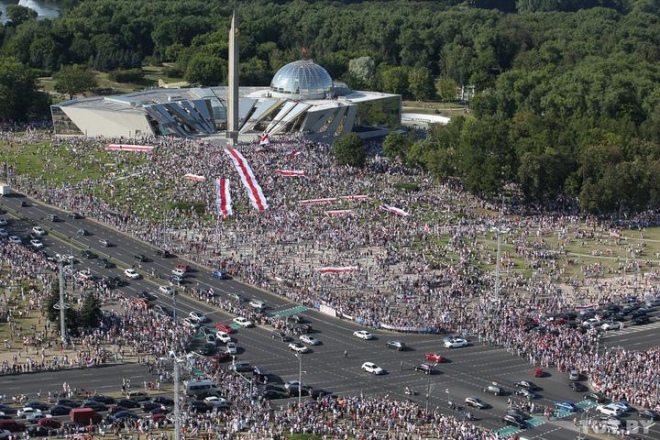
[268,305,308,318]
[526,418,546,427]
[576,400,597,411]
[492,426,523,438]
[604,320,660,337]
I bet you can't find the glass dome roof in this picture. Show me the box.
[270,59,333,100]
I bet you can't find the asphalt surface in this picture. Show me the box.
[1,194,659,440]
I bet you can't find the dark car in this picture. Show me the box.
[502,414,526,429]
[151,396,174,406]
[261,389,289,400]
[286,315,307,324]
[26,426,50,437]
[132,253,148,262]
[82,401,107,411]
[211,270,229,280]
[48,405,72,416]
[136,291,157,301]
[196,343,215,356]
[20,200,28,207]
[506,408,529,420]
[514,381,538,391]
[56,398,81,408]
[97,258,113,268]
[414,363,436,375]
[287,385,312,397]
[386,340,407,351]
[88,395,116,405]
[569,382,588,392]
[140,402,160,412]
[584,392,607,403]
[189,401,212,413]
[640,410,660,420]
[155,249,173,258]
[115,399,140,409]
[113,411,140,420]
[67,212,83,219]
[0,404,15,414]
[271,330,292,342]
[25,402,49,411]
[634,316,650,325]
[48,214,59,222]
[80,249,96,259]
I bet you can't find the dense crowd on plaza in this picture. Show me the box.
[1,130,659,439]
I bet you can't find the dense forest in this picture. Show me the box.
[0,0,659,214]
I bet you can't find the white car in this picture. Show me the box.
[300,334,320,345]
[353,330,373,340]
[361,362,384,375]
[582,318,600,328]
[288,342,309,353]
[444,337,468,348]
[9,235,21,244]
[216,332,232,343]
[159,285,175,295]
[29,239,44,249]
[233,317,254,327]
[0,218,7,226]
[189,311,208,323]
[597,404,623,417]
[124,268,141,279]
[17,407,41,418]
[601,321,622,331]
[204,396,229,408]
[249,299,266,310]
[32,226,46,236]
[183,317,200,330]
[226,342,238,354]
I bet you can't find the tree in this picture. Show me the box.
[408,67,434,101]
[53,65,98,99]
[379,66,409,96]
[78,293,103,329]
[383,131,411,162]
[435,76,459,102]
[0,57,50,121]
[44,281,77,337]
[184,54,224,86]
[331,133,366,168]
[348,56,375,86]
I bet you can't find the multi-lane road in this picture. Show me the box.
[1,194,658,440]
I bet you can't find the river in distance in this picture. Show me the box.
[0,0,60,23]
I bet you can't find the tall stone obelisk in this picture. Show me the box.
[227,9,239,145]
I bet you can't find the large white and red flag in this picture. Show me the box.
[284,150,301,157]
[259,132,270,145]
[184,173,206,182]
[106,144,154,152]
[224,148,268,211]
[317,266,358,274]
[275,170,306,177]
[380,204,410,217]
[215,178,232,219]
[298,198,339,205]
[325,210,353,216]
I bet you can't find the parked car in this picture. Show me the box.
[584,392,607,403]
[597,404,623,417]
[233,317,253,327]
[502,414,526,429]
[514,388,536,399]
[288,342,309,353]
[299,334,320,345]
[555,401,579,412]
[514,381,538,390]
[569,369,580,381]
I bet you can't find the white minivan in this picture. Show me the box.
[184,380,221,397]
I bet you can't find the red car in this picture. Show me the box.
[533,367,544,377]
[214,323,235,333]
[38,419,62,429]
[152,413,168,423]
[174,264,191,273]
[425,353,445,363]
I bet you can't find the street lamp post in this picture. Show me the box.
[295,353,302,405]
[52,260,70,349]
[425,374,433,413]
[493,226,510,304]
[171,293,181,440]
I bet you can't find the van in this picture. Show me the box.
[69,407,102,425]
[184,380,221,397]
[172,268,186,278]
[230,361,252,373]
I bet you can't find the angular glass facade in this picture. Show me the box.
[270,60,333,100]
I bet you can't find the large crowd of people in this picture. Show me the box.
[1,130,660,438]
